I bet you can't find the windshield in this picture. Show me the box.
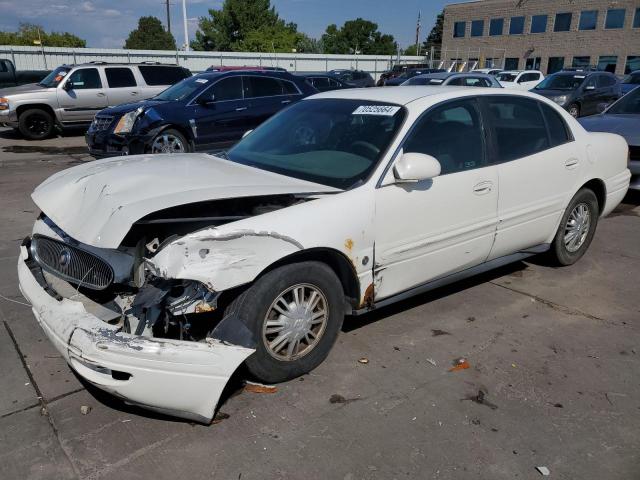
[154,75,209,101]
[535,74,585,90]
[497,73,517,82]
[621,73,640,85]
[39,66,71,87]
[606,87,640,114]
[226,99,406,189]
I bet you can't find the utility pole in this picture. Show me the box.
[165,0,171,34]
[182,0,189,51]
[415,10,421,56]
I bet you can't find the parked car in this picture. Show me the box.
[206,66,287,72]
[86,70,316,157]
[0,59,50,89]
[620,70,640,95]
[496,70,544,90]
[0,62,191,140]
[531,70,621,118]
[376,63,430,86]
[472,68,502,76]
[327,69,375,87]
[295,72,353,92]
[402,72,502,88]
[18,87,630,422]
[384,68,445,86]
[579,86,640,190]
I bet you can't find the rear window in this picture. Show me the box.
[105,67,136,88]
[244,76,294,98]
[138,65,190,86]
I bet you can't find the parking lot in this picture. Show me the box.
[1,126,639,480]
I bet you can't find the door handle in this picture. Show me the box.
[130,91,139,96]
[235,107,248,112]
[565,158,579,169]
[281,99,292,104]
[473,181,493,195]
[96,92,106,97]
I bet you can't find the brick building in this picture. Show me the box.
[440,0,640,75]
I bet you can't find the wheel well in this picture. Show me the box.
[258,248,361,309]
[156,124,194,147]
[16,104,56,120]
[581,178,606,214]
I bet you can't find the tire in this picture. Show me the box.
[18,108,54,140]
[549,188,599,266]
[567,103,580,118]
[224,261,345,384]
[149,128,189,154]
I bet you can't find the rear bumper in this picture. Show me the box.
[17,247,254,423]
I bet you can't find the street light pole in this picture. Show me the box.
[182,0,189,52]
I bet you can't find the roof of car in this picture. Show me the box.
[62,62,182,68]
[413,71,493,80]
[308,85,518,105]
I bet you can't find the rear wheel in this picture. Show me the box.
[224,261,345,384]
[18,108,54,140]
[567,103,580,118]
[549,188,599,266]
[149,128,189,154]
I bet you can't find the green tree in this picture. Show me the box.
[422,10,444,53]
[124,16,176,50]
[0,23,85,47]
[321,19,396,55]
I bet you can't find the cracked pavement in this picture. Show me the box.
[1,127,639,480]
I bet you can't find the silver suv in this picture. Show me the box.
[0,62,191,139]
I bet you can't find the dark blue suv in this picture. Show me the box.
[86,70,316,157]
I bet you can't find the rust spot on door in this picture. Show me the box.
[344,238,354,251]
[360,283,374,309]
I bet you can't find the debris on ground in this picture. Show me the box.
[536,466,550,476]
[431,329,451,337]
[358,357,369,364]
[244,382,278,394]
[449,358,470,372]
[80,405,92,415]
[467,316,476,322]
[426,358,437,367]
[463,389,499,410]
[211,411,230,424]
[329,394,362,405]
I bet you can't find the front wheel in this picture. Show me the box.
[549,188,599,266]
[224,262,345,384]
[149,128,189,154]
[567,103,580,118]
[18,108,54,140]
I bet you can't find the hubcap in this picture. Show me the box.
[151,133,185,154]
[569,106,579,117]
[262,283,328,361]
[564,203,591,253]
[27,115,49,135]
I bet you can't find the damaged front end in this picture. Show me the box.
[18,193,315,422]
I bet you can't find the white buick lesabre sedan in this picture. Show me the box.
[18,87,630,422]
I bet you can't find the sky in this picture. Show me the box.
[0,0,464,49]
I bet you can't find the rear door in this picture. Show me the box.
[482,96,580,259]
[243,76,300,130]
[191,75,248,148]
[104,67,139,107]
[57,67,108,123]
[138,65,190,99]
[597,74,620,106]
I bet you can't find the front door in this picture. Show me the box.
[57,67,108,123]
[374,98,499,300]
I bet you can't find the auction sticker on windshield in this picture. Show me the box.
[353,105,401,116]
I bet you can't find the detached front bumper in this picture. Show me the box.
[17,247,254,423]
[85,129,152,158]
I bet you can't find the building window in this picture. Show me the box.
[625,56,640,74]
[531,15,547,33]
[633,8,640,28]
[572,56,591,69]
[484,58,495,68]
[597,56,618,73]
[453,21,466,37]
[471,20,484,36]
[605,9,626,29]
[504,58,519,70]
[579,10,598,30]
[547,57,565,74]
[554,12,572,31]
[525,57,541,70]
[489,18,504,36]
[509,16,525,34]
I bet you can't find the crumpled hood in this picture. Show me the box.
[32,153,339,248]
[579,114,640,145]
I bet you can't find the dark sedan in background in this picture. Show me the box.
[531,70,621,118]
[383,68,445,86]
[295,72,354,92]
[620,70,640,95]
[327,69,375,87]
[86,70,316,157]
[579,86,640,190]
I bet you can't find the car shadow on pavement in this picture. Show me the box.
[0,126,87,140]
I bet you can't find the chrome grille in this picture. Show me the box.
[31,235,114,290]
[90,115,114,132]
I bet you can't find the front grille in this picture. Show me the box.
[89,115,114,132]
[629,145,640,162]
[31,235,114,290]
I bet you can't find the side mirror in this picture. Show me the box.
[197,94,215,105]
[242,129,253,139]
[585,85,595,91]
[393,152,441,183]
[63,81,73,91]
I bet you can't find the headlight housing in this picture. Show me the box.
[114,107,143,134]
[551,95,568,106]
[0,97,9,111]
